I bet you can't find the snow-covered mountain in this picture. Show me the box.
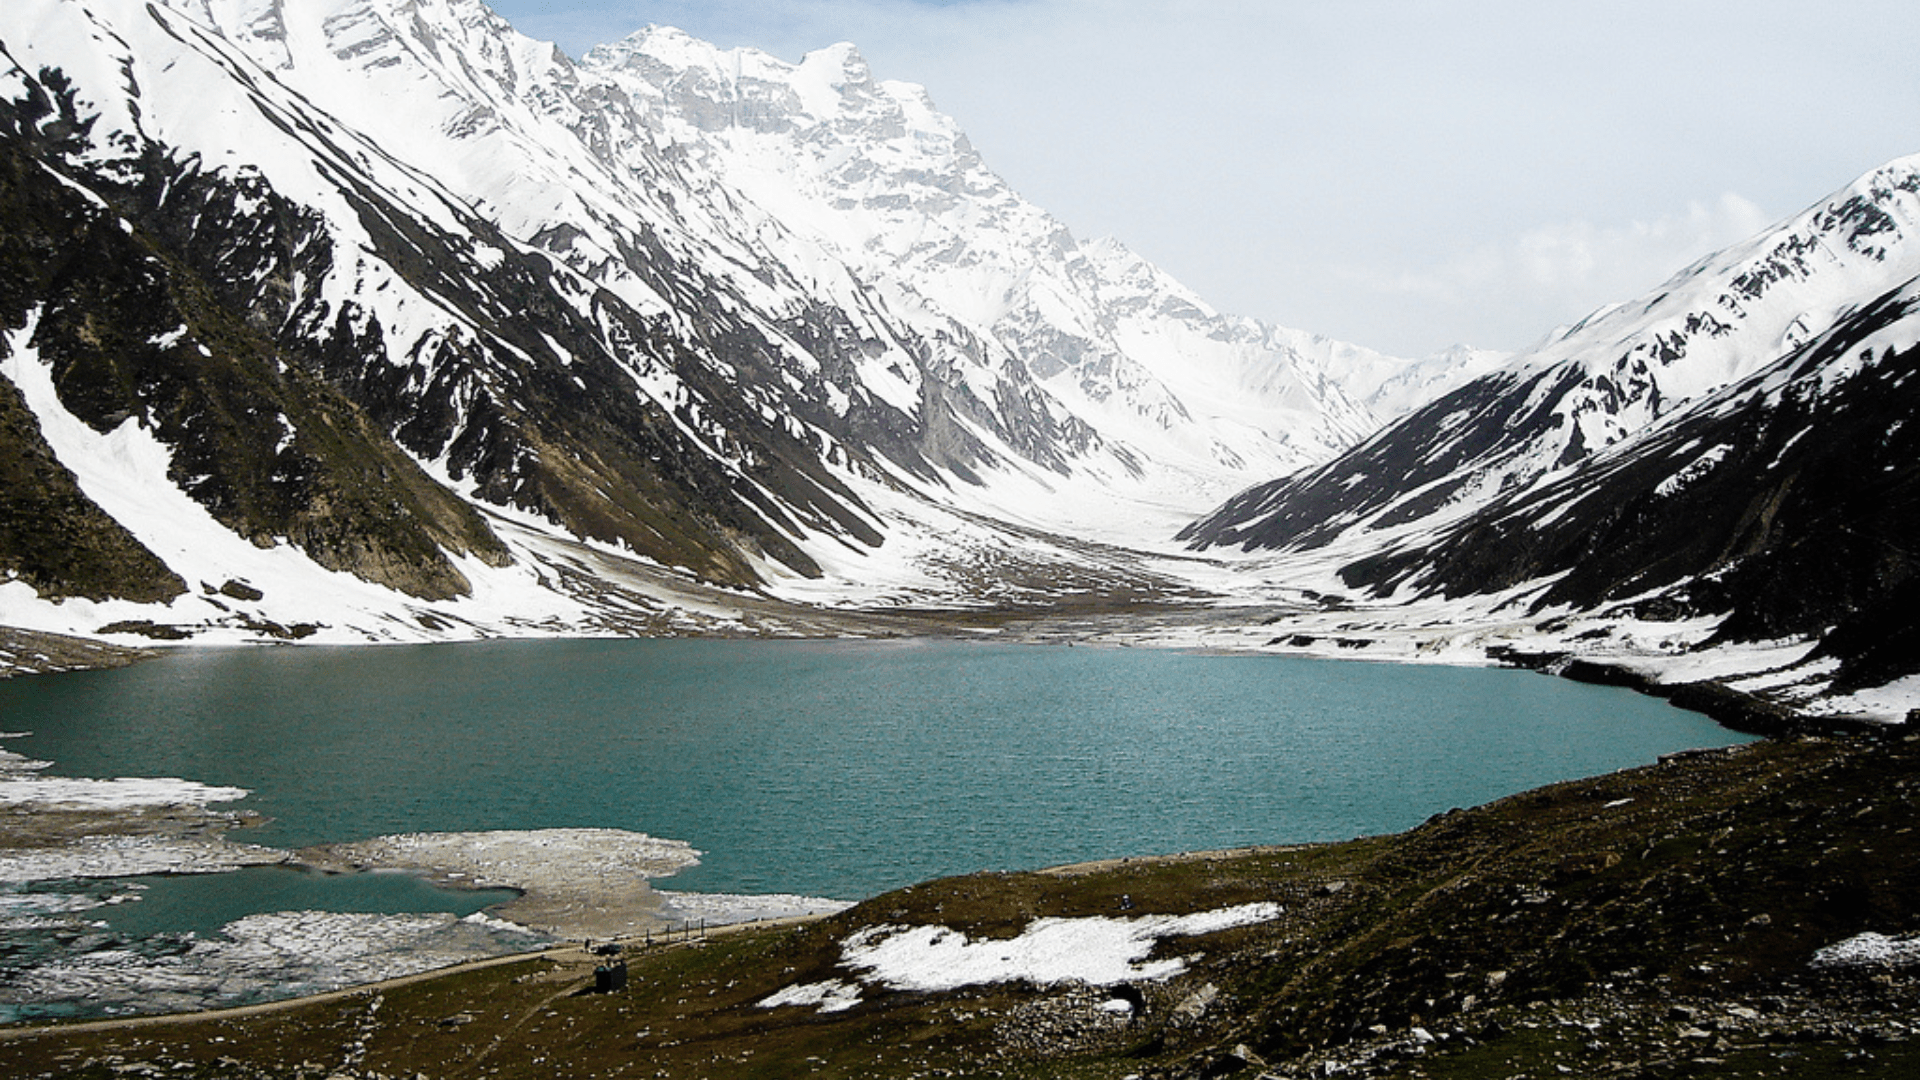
[1184,155,1920,708]
[0,0,1474,642]
[1187,157,1920,556]
[584,25,1478,481]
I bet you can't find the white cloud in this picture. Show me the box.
[1512,194,1773,293]
[1327,193,1780,351]
[1350,192,1773,311]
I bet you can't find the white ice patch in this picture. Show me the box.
[759,977,864,1013]
[1,908,550,1019]
[0,775,249,811]
[0,835,288,883]
[653,890,853,927]
[1811,931,1920,971]
[0,890,122,928]
[760,902,1280,1012]
[312,828,702,889]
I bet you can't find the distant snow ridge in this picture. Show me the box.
[1186,152,1920,560]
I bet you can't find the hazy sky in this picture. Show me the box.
[488,0,1919,358]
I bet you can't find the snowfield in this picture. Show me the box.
[760,902,1283,1013]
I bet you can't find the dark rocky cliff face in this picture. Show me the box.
[1355,286,1920,673]
[0,70,183,603]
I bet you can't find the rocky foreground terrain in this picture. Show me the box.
[0,628,152,679]
[0,725,1914,1079]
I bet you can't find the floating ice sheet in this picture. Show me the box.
[0,908,551,1021]
[654,889,852,926]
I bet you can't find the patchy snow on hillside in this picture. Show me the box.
[760,902,1282,1013]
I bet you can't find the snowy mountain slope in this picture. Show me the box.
[1351,274,1920,638]
[1184,154,1920,558]
[1,0,903,595]
[177,0,1432,526]
[0,62,513,603]
[581,26,1472,503]
[1179,154,1920,706]
[0,0,1461,643]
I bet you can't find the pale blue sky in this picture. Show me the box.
[489,0,1920,357]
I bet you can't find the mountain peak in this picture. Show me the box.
[1,0,1446,647]
[799,40,871,82]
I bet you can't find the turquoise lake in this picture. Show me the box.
[0,638,1746,908]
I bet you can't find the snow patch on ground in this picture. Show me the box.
[653,890,853,927]
[1811,931,1920,971]
[1817,674,1920,723]
[759,977,865,1013]
[760,902,1281,1013]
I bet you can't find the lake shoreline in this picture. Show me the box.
[1483,644,1898,739]
[0,732,849,1021]
[0,622,1774,1014]
[3,729,1914,1079]
[6,612,1888,745]
[0,627,155,680]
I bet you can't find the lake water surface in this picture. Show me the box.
[1,638,1747,906]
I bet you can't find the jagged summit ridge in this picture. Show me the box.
[1181,151,1920,704]
[580,21,1473,488]
[1186,153,1920,558]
